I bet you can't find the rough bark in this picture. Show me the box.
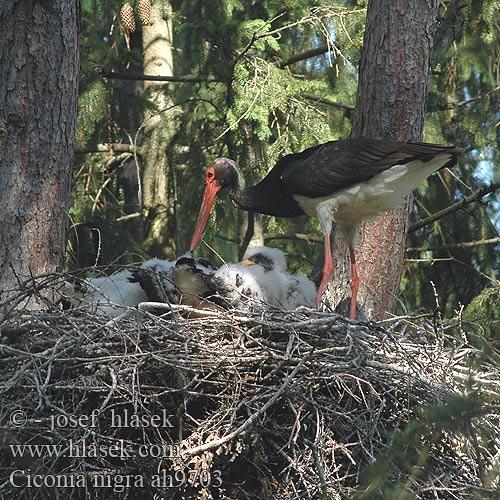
[326,0,438,320]
[0,1,79,295]
[141,0,177,257]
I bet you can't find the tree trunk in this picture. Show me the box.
[326,0,438,320]
[141,0,177,258]
[238,123,268,259]
[0,1,79,295]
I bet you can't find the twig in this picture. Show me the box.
[407,237,500,252]
[305,438,329,500]
[438,85,500,110]
[409,181,500,233]
[182,349,312,456]
[302,93,355,111]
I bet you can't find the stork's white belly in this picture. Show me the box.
[293,155,452,240]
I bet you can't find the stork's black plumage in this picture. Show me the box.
[190,136,461,319]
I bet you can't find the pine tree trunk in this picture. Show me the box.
[238,123,268,258]
[141,0,177,257]
[326,0,438,320]
[0,1,79,294]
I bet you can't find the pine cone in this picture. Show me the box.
[120,3,136,33]
[137,0,151,26]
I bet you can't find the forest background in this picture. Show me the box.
[72,0,499,332]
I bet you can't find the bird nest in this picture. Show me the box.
[0,274,499,500]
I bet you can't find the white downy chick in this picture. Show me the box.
[86,268,149,317]
[283,274,316,309]
[242,246,316,309]
[240,246,292,308]
[212,263,267,310]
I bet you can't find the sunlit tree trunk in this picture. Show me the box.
[0,1,79,297]
[141,0,177,257]
[326,0,438,320]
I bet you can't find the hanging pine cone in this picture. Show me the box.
[120,3,136,33]
[137,0,151,26]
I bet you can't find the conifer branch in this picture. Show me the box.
[264,233,323,243]
[409,182,500,233]
[407,237,500,252]
[278,45,332,68]
[437,85,500,110]
[101,71,223,83]
[302,94,354,111]
[75,144,135,154]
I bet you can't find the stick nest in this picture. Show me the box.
[0,274,499,500]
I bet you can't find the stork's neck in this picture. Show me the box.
[227,168,261,212]
[227,164,304,217]
[228,164,248,199]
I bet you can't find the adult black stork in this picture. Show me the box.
[189,137,461,319]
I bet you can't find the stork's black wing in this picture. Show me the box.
[272,137,460,198]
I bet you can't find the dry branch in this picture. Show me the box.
[409,181,500,233]
[278,45,333,68]
[75,143,135,154]
[264,232,323,244]
[302,93,355,111]
[407,237,500,252]
[101,71,224,83]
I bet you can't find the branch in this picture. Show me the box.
[409,182,500,233]
[407,237,500,252]
[305,438,329,500]
[264,232,323,244]
[75,143,135,154]
[437,85,500,110]
[278,45,332,68]
[101,71,224,83]
[182,350,312,457]
[104,153,133,173]
[304,87,499,114]
[302,93,354,111]
[254,8,365,41]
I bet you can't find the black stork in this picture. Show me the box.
[189,137,461,319]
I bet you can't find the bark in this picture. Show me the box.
[327,0,438,320]
[112,23,146,248]
[238,123,268,259]
[141,0,177,258]
[0,1,79,294]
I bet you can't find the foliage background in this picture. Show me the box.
[72,0,499,336]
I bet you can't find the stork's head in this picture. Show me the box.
[190,158,240,251]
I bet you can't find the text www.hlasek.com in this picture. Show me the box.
[10,439,179,459]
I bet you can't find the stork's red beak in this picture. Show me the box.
[189,181,222,251]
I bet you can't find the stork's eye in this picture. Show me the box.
[206,168,215,181]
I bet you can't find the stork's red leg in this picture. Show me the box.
[348,245,359,320]
[314,232,334,307]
